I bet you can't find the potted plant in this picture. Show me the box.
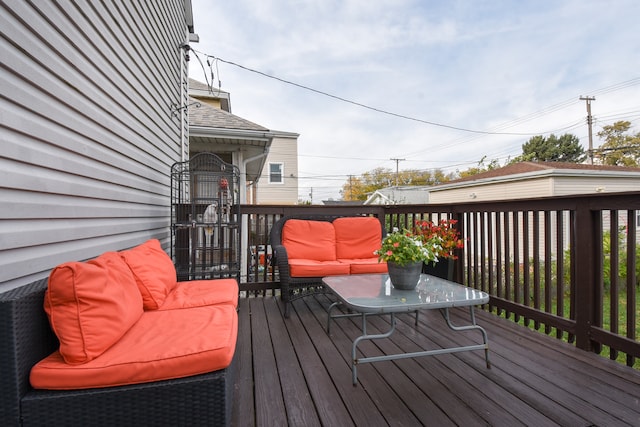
[413,219,465,280]
[375,228,442,289]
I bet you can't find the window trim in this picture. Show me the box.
[269,162,284,184]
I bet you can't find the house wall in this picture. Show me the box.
[429,177,554,203]
[198,98,223,109]
[553,176,640,196]
[0,1,190,291]
[255,133,299,204]
[430,175,640,204]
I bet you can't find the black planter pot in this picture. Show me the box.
[387,261,422,290]
[422,258,454,281]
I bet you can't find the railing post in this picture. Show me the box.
[573,199,598,351]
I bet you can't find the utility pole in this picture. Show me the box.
[580,96,596,164]
[390,158,405,187]
[347,175,353,200]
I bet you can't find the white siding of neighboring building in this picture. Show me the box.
[424,173,640,204]
[429,177,554,203]
[255,133,299,204]
[1,1,190,291]
[553,176,640,196]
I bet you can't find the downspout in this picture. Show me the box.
[179,40,186,162]
[241,149,269,204]
[239,149,269,282]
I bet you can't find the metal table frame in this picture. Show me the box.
[323,273,491,385]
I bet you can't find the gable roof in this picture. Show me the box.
[447,161,640,185]
[189,97,268,132]
[189,78,231,111]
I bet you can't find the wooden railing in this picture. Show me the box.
[239,192,640,367]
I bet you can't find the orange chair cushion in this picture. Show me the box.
[282,219,336,261]
[120,239,177,310]
[345,258,388,274]
[30,304,238,390]
[44,252,143,365]
[288,259,350,277]
[160,279,239,310]
[333,217,383,259]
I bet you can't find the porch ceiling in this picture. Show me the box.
[189,133,272,182]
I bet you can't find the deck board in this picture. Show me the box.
[232,294,640,427]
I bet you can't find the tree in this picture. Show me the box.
[595,121,640,167]
[513,133,585,163]
[340,167,453,201]
[458,156,502,178]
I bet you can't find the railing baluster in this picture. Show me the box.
[626,209,637,367]
[610,211,620,360]
[556,210,565,339]
[544,211,552,335]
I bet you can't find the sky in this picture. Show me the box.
[189,0,640,202]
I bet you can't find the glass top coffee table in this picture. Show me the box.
[322,273,491,385]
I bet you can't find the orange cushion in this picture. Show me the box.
[333,217,383,259]
[288,259,350,277]
[120,239,177,310]
[160,279,239,310]
[30,304,238,390]
[44,252,143,365]
[345,258,388,274]
[282,219,336,261]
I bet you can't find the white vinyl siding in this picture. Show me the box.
[553,176,640,196]
[430,178,553,204]
[256,134,299,204]
[430,175,640,204]
[0,1,190,291]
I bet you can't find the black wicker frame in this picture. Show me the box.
[0,279,236,426]
[269,214,386,318]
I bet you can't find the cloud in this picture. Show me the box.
[190,0,640,200]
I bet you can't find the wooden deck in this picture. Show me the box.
[231,294,640,427]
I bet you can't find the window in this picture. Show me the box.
[269,163,283,184]
[637,211,640,227]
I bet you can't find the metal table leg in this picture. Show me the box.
[440,307,491,369]
[352,312,396,385]
[350,307,490,385]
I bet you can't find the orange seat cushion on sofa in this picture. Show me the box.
[288,259,350,277]
[282,219,337,261]
[344,258,388,274]
[44,252,143,365]
[120,239,177,310]
[30,304,238,390]
[159,279,239,310]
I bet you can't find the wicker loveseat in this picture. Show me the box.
[0,239,238,426]
[269,215,388,317]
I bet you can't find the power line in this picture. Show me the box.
[193,50,540,136]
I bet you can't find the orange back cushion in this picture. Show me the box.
[44,251,144,365]
[282,219,336,261]
[120,239,177,310]
[334,217,383,259]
